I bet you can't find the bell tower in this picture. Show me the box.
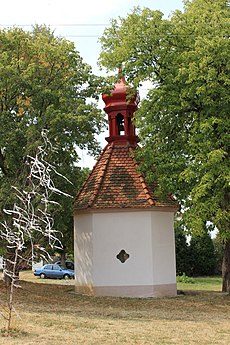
[102,73,139,146]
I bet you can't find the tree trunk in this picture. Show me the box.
[222,238,230,293]
[60,251,66,267]
[4,249,19,288]
[6,247,19,333]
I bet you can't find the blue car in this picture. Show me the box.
[34,264,75,279]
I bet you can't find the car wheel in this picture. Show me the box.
[63,274,70,280]
[40,273,46,279]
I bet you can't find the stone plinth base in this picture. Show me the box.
[75,283,177,298]
[75,284,94,295]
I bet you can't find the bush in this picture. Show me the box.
[175,221,191,276]
[189,232,216,276]
[176,273,195,284]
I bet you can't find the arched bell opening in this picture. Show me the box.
[127,113,136,137]
[116,113,125,136]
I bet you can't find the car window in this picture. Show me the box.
[53,264,62,270]
[58,265,66,270]
[44,264,52,270]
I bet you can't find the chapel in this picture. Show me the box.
[74,73,178,297]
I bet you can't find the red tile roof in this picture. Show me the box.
[74,142,178,211]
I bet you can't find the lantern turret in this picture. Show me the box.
[102,74,139,146]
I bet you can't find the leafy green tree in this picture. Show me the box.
[213,232,225,275]
[99,0,230,291]
[175,219,191,276]
[0,26,104,258]
[189,231,216,276]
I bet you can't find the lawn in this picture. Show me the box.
[0,272,229,345]
[177,275,223,292]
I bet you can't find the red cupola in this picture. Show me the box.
[102,73,139,146]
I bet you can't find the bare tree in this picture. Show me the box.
[0,130,72,334]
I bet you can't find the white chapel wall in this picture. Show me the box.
[74,213,93,286]
[92,211,154,286]
[74,209,176,292]
[151,211,176,285]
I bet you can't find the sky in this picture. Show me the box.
[1,0,184,167]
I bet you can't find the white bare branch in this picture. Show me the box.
[0,129,71,331]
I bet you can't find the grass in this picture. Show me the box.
[177,275,222,291]
[0,272,229,345]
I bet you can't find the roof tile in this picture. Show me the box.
[74,143,178,211]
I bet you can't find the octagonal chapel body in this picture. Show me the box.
[74,75,178,298]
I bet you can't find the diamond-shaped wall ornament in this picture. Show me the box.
[116,249,130,263]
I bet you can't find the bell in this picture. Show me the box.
[118,123,124,132]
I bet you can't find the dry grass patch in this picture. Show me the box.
[0,273,229,345]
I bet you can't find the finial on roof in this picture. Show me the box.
[118,65,125,83]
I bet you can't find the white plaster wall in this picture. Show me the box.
[151,211,176,284]
[92,211,153,286]
[74,209,176,289]
[74,213,93,285]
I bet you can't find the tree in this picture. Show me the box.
[175,219,191,276]
[189,231,216,276]
[99,0,230,291]
[213,232,225,275]
[0,131,69,333]
[0,25,105,257]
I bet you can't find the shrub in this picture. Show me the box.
[189,232,216,276]
[176,273,195,284]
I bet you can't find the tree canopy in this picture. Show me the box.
[0,25,104,256]
[99,0,230,290]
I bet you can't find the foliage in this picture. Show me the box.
[177,275,222,291]
[99,0,230,290]
[213,232,225,274]
[175,219,218,276]
[175,219,191,275]
[189,231,217,276]
[176,273,195,284]
[0,248,5,256]
[0,25,105,255]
